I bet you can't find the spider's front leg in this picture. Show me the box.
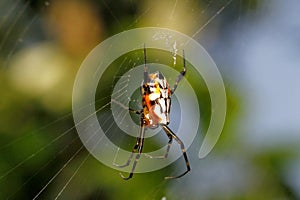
[113,135,142,168]
[111,98,145,179]
[113,117,146,180]
[145,130,173,159]
[161,125,191,179]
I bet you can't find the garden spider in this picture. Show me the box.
[113,46,190,180]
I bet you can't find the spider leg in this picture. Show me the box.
[120,126,145,180]
[129,108,142,115]
[161,125,191,179]
[111,99,142,115]
[143,44,149,83]
[113,135,141,168]
[118,123,145,180]
[145,129,173,159]
[171,50,186,94]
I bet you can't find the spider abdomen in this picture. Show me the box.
[142,71,171,128]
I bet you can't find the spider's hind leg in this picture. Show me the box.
[171,50,186,94]
[143,44,149,83]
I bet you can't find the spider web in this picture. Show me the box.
[0,0,251,199]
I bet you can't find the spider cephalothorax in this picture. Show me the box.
[113,46,190,180]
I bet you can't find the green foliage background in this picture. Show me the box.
[0,0,299,199]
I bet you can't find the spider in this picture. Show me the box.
[113,46,190,180]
